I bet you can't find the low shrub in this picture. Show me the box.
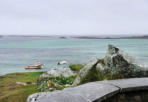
[38,76,75,92]
[69,64,84,72]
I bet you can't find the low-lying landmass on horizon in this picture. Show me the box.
[0,34,148,39]
[71,35,148,39]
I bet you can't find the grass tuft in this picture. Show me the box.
[69,64,84,72]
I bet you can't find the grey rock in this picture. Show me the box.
[107,78,148,92]
[73,58,98,85]
[35,92,88,102]
[41,68,75,77]
[38,68,75,83]
[27,81,119,102]
[102,45,148,77]
[63,82,119,102]
[73,45,148,85]
[106,45,137,64]
[27,92,51,102]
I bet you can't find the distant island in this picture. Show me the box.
[72,35,148,39]
[0,35,148,39]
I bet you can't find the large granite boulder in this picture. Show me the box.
[38,68,76,83]
[100,45,148,77]
[73,45,148,85]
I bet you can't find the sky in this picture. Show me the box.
[0,0,148,36]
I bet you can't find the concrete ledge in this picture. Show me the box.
[107,78,148,92]
[27,78,148,102]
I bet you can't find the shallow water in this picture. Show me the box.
[0,36,148,75]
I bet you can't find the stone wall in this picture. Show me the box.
[27,78,148,102]
[102,91,148,102]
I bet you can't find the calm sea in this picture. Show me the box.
[0,36,148,75]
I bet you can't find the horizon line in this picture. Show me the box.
[0,33,148,36]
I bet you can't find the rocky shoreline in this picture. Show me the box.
[27,45,148,102]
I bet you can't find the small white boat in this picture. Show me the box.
[58,61,68,65]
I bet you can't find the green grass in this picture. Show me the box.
[45,76,75,85]
[0,72,43,102]
[69,64,84,72]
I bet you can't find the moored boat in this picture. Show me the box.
[25,64,42,69]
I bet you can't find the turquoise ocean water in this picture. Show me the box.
[0,36,148,75]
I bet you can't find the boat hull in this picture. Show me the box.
[25,64,42,69]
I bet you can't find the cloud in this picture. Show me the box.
[0,0,148,35]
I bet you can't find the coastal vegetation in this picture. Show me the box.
[38,76,75,92]
[69,64,84,72]
[0,72,43,102]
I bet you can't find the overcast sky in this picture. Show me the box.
[0,0,148,36]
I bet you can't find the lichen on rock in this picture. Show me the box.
[73,45,148,85]
[102,45,148,77]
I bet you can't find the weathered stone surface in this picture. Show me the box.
[73,58,98,85]
[27,81,119,102]
[107,78,148,92]
[73,45,148,85]
[100,45,148,77]
[105,45,137,64]
[42,68,75,77]
[35,92,88,102]
[27,78,148,102]
[64,82,119,102]
[103,91,148,102]
[38,68,75,83]
[27,92,53,102]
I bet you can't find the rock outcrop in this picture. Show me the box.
[73,45,148,85]
[38,68,76,83]
[98,45,148,77]
[73,58,98,85]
